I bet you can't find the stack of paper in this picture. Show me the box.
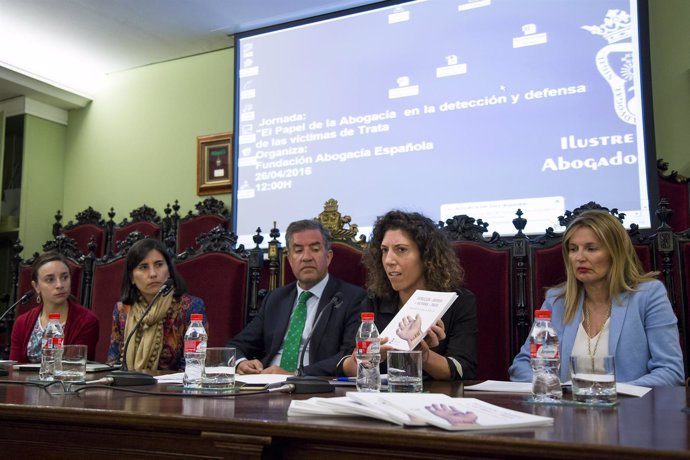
[288,392,553,431]
[464,380,652,397]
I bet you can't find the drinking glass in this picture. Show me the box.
[570,355,616,404]
[387,350,422,393]
[53,345,87,391]
[201,347,236,390]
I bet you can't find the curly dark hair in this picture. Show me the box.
[364,210,464,300]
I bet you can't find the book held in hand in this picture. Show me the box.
[379,290,458,350]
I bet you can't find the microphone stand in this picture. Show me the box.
[112,279,174,378]
[0,290,34,323]
[285,292,343,394]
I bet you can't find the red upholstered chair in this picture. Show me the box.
[280,198,368,288]
[85,231,148,362]
[13,235,85,317]
[175,226,249,345]
[440,214,513,380]
[329,242,367,288]
[175,198,230,252]
[15,260,84,317]
[528,236,565,313]
[178,214,228,252]
[634,243,654,273]
[110,205,162,256]
[89,256,126,363]
[527,201,678,349]
[678,235,690,373]
[451,240,512,380]
[15,264,39,318]
[529,203,656,311]
[280,241,367,289]
[54,207,107,258]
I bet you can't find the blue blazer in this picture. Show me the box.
[227,276,365,376]
[509,280,684,386]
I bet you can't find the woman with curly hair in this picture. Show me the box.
[339,210,477,380]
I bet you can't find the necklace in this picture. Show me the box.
[583,301,611,369]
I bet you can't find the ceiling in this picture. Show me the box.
[0,0,383,110]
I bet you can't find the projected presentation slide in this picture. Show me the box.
[235,0,649,245]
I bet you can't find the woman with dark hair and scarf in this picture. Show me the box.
[107,239,206,371]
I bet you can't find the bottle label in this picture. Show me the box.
[357,340,372,354]
[184,340,203,353]
[43,337,64,349]
[530,343,559,359]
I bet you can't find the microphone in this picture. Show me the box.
[118,278,174,372]
[0,290,34,323]
[285,291,344,394]
[86,373,156,387]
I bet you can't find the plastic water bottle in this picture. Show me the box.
[356,312,381,392]
[529,309,562,401]
[39,313,64,381]
[183,313,207,388]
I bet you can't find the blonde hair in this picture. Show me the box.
[558,210,658,323]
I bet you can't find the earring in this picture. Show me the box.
[36,294,42,304]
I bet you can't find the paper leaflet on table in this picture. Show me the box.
[379,290,458,350]
[288,392,552,431]
[464,380,651,397]
[288,396,423,425]
[398,396,553,431]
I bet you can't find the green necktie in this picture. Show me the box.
[280,290,313,372]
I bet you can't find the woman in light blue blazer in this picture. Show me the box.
[510,211,684,386]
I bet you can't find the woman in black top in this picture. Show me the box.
[340,210,477,380]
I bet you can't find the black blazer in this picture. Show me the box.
[228,276,366,376]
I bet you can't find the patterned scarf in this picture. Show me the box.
[123,292,173,371]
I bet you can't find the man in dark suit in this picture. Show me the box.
[228,219,365,376]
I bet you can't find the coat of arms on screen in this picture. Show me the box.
[582,9,635,125]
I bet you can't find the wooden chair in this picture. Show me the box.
[53,207,107,258]
[108,205,162,256]
[279,198,367,288]
[3,236,85,359]
[658,159,690,231]
[441,214,512,380]
[528,202,654,312]
[677,231,690,376]
[11,235,85,317]
[175,225,249,345]
[174,198,231,253]
[85,231,147,363]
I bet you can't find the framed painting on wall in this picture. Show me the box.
[197,132,232,196]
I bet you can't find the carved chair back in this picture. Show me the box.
[109,205,162,256]
[441,214,513,380]
[175,225,249,345]
[175,198,231,252]
[54,207,107,258]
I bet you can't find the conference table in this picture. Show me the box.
[0,369,688,459]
